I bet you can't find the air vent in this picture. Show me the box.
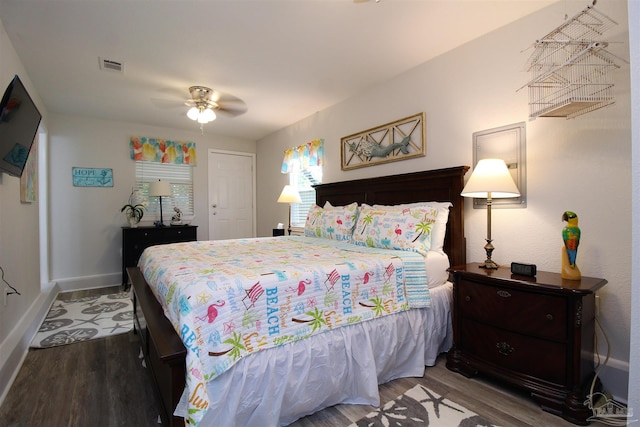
[98,57,124,73]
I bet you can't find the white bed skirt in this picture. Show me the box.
[176,282,453,427]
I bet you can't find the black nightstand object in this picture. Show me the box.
[122,225,197,286]
[273,228,285,237]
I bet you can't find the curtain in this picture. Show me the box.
[130,136,197,165]
[280,138,323,173]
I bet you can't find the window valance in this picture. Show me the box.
[280,138,323,174]
[130,136,197,165]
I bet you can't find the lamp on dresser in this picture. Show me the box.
[461,158,520,269]
[277,185,302,235]
[149,179,172,227]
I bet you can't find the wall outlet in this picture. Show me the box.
[595,294,601,316]
[3,287,9,306]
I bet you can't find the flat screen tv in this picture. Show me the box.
[0,75,42,177]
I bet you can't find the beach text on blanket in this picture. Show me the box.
[266,287,280,336]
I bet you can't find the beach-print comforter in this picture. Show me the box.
[138,236,429,426]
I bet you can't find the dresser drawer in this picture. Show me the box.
[458,279,567,341]
[461,321,567,385]
[156,227,196,243]
[122,225,198,285]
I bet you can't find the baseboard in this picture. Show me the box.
[0,281,59,406]
[55,272,122,292]
[597,356,629,404]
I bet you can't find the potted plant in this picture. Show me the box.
[121,190,147,227]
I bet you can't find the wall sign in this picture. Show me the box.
[72,167,113,187]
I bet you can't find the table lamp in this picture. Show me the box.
[461,159,520,269]
[277,185,302,235]
[149,179,172,227]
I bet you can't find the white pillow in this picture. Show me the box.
[425,250,450,288]
[372,201,452,252]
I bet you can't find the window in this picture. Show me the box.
[134,161,194,218]
[290,165,322,228]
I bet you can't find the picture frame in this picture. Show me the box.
[472,122,527,209]
[341,112,425,171]
[20,136,38,203]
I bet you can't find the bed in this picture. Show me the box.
[128,166,469,427]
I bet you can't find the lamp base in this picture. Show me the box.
[478,259,500,269]
[478,238,499,269]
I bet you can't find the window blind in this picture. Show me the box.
[135,161,194,216]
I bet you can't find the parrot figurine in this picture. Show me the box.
[561,211,581,280]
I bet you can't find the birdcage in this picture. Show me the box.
[521,5,623,120]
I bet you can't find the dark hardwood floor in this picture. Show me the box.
[0,287,607,427]
[0,286,162,427]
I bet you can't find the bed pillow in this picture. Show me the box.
[304,204,324,237]
[352,204,439,256]
[372,201,452,252]
[425,250,450,288]
[304,202,358,241]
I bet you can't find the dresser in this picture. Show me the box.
[446,263,607,425]
[122,225,198,286]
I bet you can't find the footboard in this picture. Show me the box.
[127,267,186,427]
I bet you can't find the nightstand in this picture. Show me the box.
[122,225,197,286]
[446,263,607,425]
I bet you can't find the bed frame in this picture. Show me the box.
[128,165,469,426]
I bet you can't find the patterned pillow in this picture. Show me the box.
[352,204,439,255]
[304,202,359,241]
[372,202,452,252]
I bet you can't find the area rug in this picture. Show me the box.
[30,291,133,348]
[350,384,500,427]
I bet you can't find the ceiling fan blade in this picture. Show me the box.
[216,105,248,117]
[150,97,184,109]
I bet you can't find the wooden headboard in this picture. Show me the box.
[314,166,469,267]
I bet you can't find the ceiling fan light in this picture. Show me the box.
[187,107,200,121]
[202,107,216,122]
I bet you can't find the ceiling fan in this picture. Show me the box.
[184,85,247,126]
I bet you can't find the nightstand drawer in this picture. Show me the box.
[459,279,567,341]
[122,225,197,285]
[461,321,566,385]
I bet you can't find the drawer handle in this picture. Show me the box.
[465,296,471,302]
[496,342,514,356]
[546,314,554,321]
[497,290,511,298]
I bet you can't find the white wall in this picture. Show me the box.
[0,17,52,404]
[258,1,632,401]
[47,113,256,288]
[628,0,639,419]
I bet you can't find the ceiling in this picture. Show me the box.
[0,0,558,141]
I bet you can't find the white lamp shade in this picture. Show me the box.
[461,159,521,199]
[202,108,216,122]
[187,106,216,123]
[149,180,172,197]
[277,185,302,204]
[187,107,200,120]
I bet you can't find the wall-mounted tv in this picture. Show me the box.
[0,75,42,177]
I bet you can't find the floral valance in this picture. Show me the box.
[130,136,197,165]
[281,138,323,174]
